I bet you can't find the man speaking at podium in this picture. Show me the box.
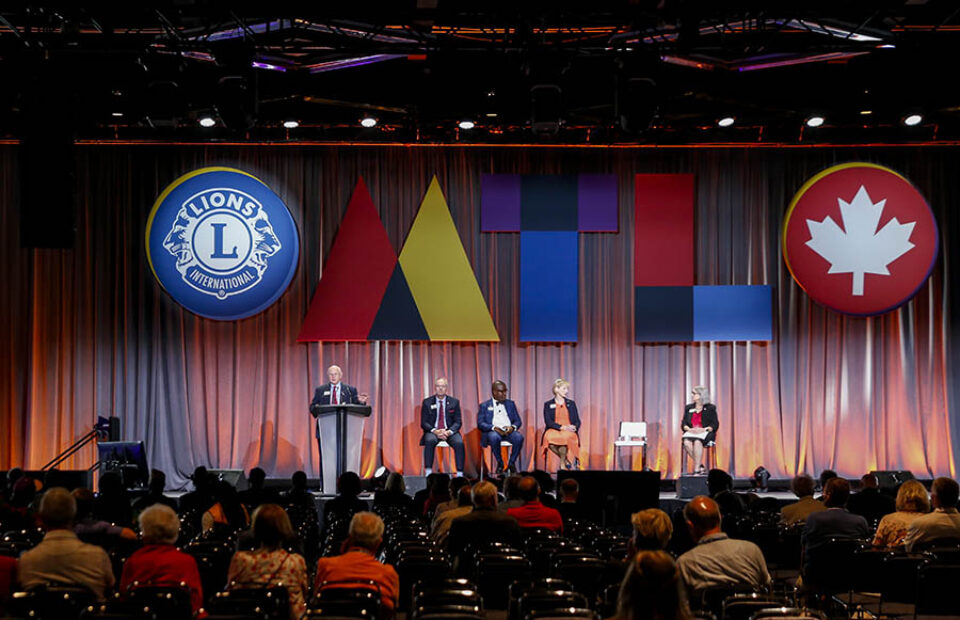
[309,365,369,477]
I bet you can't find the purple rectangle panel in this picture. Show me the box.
[481,174,521,231]
[577,174,618,232]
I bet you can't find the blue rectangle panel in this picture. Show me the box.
[634,286,694,342]
[520,232,578,341]
[693,285,773,341]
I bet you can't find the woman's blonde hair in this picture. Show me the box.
[896,479,930,513]
[553,378,570,396]
[691,386,711,405]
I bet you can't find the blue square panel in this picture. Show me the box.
[520,175,579,231]
[520,232,578,341]
[634,286,694,342]
[693,285,773,341]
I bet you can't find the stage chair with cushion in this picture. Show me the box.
[480,440,521,476]
[680,440,717,475]
[613,421,647,470]
[423,439,456,475]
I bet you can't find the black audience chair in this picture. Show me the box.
[915,563,960,617]
[549,555,606,605]
[79,602,159,620]
[9,584,98,619]
[314,579,385,619]
[211,586,290,620]
[412,580,482,616]
[720,592,792,620]
[518,589,590,620]
[598,583,619,619]
[696,585,763,618]
[127,583,194,620]
[476,553,532,610]
[880,553,930,606]
[524,607,598,620]
[396,554,450,611]
[750,609,827,620]
[509,578,574,620]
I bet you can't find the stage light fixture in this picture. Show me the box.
[373,466,390,488]
[111,112,124,118]
[903,113,923,126]
[282,119,299,129]
[860,110,873,116]
[199,116,216,128]
[717,116,735,127]
[458,120,476,130]
[752,466,770,492]
[806,115,825,128]
[360,116,377,128]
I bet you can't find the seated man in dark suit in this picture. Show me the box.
[847,473,896,524]
[420,377,465,477]
[801,477,871,586]
[478,381,524,474]
[446,481,521,572]
[904,477,960,551]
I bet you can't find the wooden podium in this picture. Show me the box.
[311,403,371,493]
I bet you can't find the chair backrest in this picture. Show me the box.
[524,607,598,619]
[9,585,97,619]
[751,608,827,620]
[476,554,532,610]
[916,563,960,615]
[128,584,193,620]
[720,593,791,620]
[618,421,646,439]
[880,553,930,604]
[518,589,589,620]
[213,586,290,619]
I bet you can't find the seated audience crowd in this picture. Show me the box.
[0,463,957,619]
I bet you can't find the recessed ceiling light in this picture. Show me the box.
[458,120,476,130]
[360,116,377,128]
[717,116,735,127]
[860,110,873,115]
[199,116,216,128]
[485,112,498,118]
[111,112,124,117]
[806,115,825,128]
[282,119,299,129]
[903,114,923,126]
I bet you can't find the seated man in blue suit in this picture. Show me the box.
[420,377,464,478]
[478,380,524,474]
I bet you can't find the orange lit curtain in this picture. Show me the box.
[0,144,956,488]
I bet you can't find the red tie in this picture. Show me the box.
[438,399,446,430]
[334,385,340,404]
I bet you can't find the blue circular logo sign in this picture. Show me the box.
[146,167,299,320]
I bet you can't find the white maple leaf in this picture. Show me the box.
[805,185,916,296]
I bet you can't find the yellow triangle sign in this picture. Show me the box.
[398,177,500,341]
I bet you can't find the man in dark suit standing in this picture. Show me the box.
[309,365,369,477]
[478,380,524,474]
[420,377,465,477]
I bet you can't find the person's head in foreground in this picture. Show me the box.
[347,511,385,552]
[683,496,722,542]
[617,550,691,620]
[139,504,181,545]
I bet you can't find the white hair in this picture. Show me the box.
[139,504,181,544]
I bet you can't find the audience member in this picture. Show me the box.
[873,479,930,548]
[847,473,896,523]
[557,478,590,522]
[676,496,770,605]
[373,472,413,512]
[322,472,369,523]
[131,470,178,514]
[802,478,870,582]
[430,484,473,545]
[227,504,309,620]
[707,469,746,519]
[447,481,521,568]
[1,476,38,530]
[412,473,442,517]
[93,472,134,527]
[780,474,826,526]
[284,471,315,511]
[18,487,115,600]
[422,473,452,518]
[73,488,137,544]
[499,475,524,512]
[237,467,281,512]
[530,470,559,509]
[904,477,960,551]
[815,470,838,501]
[314,511,400,612]
[617,550,692,620]
[433,477,471,518]
[507,476,563,533]
[120,504,203,614]
[630,508,674,552]
[179,467,215,531]
[202,480,251,533]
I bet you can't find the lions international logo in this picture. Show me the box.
[783,163,938,316]
[147,168,299,320]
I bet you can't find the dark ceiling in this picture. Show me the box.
[2,1,960,144]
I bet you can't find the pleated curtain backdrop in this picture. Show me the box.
[1,144,958,488]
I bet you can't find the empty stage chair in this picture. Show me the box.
[613,421,647,470]
[480,440,521,476]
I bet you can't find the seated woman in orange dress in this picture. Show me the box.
[540,379,582,470]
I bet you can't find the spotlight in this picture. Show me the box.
[282,119,299,129]
[458,120,475,130]
[360,116,377,128]
[373,466,390,489]
[717,116,735,128]
[903,113,923,127]
[198,116,216,128]
[805,115,825,128]
[752,466,770,492]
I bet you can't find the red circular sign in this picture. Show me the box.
[783,163,938,315]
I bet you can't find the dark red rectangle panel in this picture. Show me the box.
[634,174,694,286]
